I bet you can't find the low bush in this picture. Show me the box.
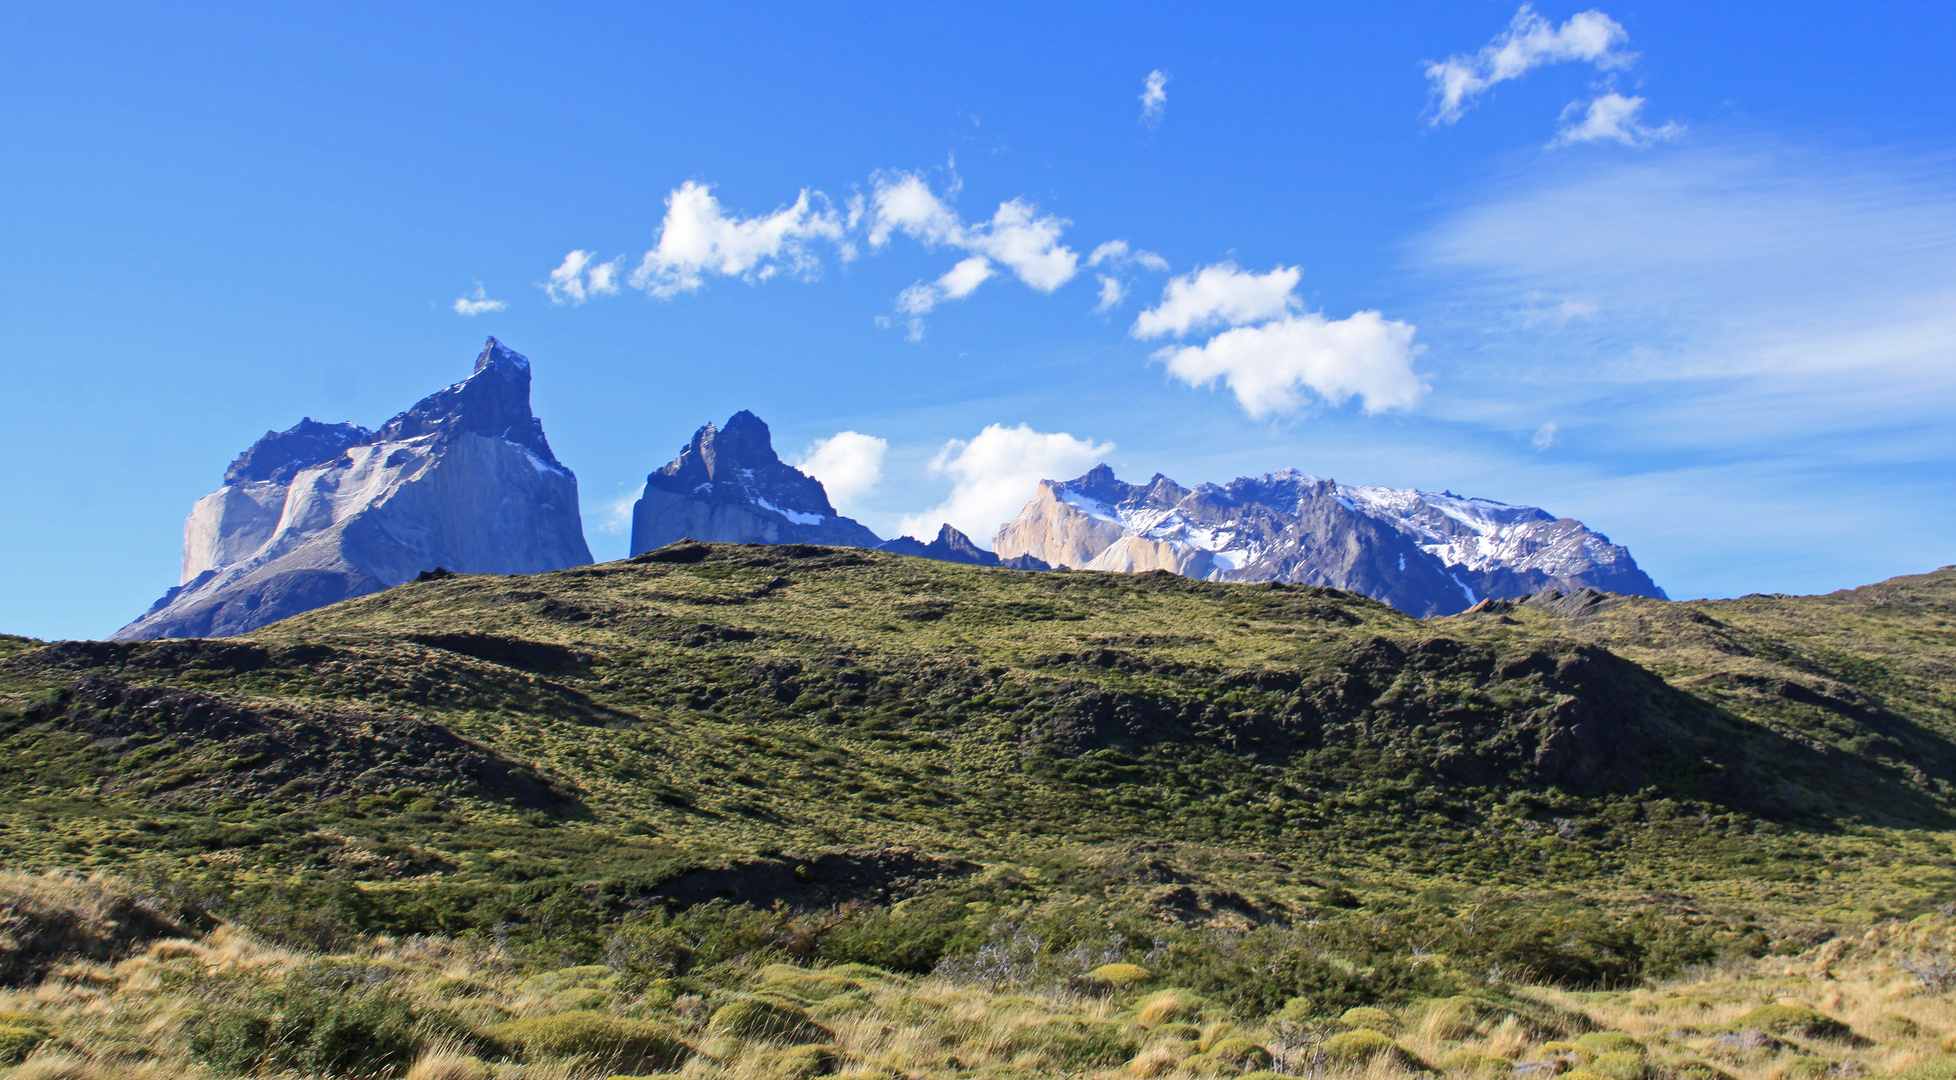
[770,1043,839,1078]
[0,1026,47,1065]
[1003,1018,1137,1069]
[706,997,828,1044]
[1205,1036,1273,1071]
[1443,1049,1514,1075]
[1733,1004,1856,1041]
[1341,1005,1399,1032]
[1323,1028,1420,1069]
[1587,1050,1649,1080]
[190,968,437,1077]
[487,1010,689,1072]
[1576,1032,1644,1058]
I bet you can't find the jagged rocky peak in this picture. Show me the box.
[115,338,592,641]
[994,463,1664,617]
[224,419,372,485]
[630,411,882,555]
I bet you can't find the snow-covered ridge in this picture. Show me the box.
[995,464,1665,617]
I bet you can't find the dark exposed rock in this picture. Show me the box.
[630,413,882,555]
[224,419,372,485]
[879,523,1052,570]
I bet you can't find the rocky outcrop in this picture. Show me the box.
[994,465,1665,617]
[878,524,1051,570]
[115,339,593,640]
[629,412,883,555]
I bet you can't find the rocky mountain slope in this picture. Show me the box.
[114,339,592,640]
[995,465,1664,616]
[630,411,883,555]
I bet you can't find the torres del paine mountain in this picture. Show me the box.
[119,338,1658,638]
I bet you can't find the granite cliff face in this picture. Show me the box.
[115,339,593,640]
[629,412,883,555]
[994,465,1664,616]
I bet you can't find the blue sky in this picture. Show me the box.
[4,2,1954,639]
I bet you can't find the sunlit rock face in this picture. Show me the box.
[629,411,882,555]
[994,464,1665,617]
[115,339,592,640]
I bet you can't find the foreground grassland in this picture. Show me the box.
[0,546,1952,1078]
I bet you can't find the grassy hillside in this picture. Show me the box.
[0,547,1952,1079]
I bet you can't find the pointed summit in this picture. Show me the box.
[630,411,881,555]
[115,339,590,640]
[372,337,561,468]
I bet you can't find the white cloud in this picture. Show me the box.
[1532,421,1560,449]
[1426,5,1632,125]
[630,181,845,298]
[1154,310,1426,419]
[1140,69,1169,123]
[794,431,888,514]
[545,250,622,305]
[452,283,506,316]
[1088,239,1169,272]
[1551,93,1684,147]
[898,424,1115,546]
[899,255,997,316]
[867,171,1082,330]
[1095,275,1128,312]
[1132,263,1301,338]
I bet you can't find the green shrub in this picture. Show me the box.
[1091,963,1154,988]
[1150,1022,1203,1043]
[1576,1032,1644,1059]
[1323,1029,1419,1068]
[1670,1060,1738,1080]
[1004,1018,1137,1069]
[0,1027,46,1065]
[1206,1037,1274,1071]
[770,1043,839,1078]
[1341,1006,1400,1033]
[706,998,828,1044]
[489,1011,688,1072]
[757,966,862,1001]
[1443,1050,1514,1075]
[1588,1051,1649,1080]
[1732,1005,1854,1042]
[191,971,436,1077]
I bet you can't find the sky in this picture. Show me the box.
[3,2,1954,640]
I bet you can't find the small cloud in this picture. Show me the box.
[1088,239,1169,272]
[452,283,506,317]
[545,250,622,305]
[1533,421,1560,449]
[868,171,1081,335]
[1551,93,1684,147]
[1131,262,1301,339]
[1153,310,1426,419]
[1426,5,1634,125]
[794,431,888,514]
[1095,275,1128,312]
[899,423,1115,544]
[1140,69,1169,124]
[630,181,845,298]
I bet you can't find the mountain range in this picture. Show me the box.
[116,339,1659,637]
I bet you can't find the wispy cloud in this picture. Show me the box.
[1094,275,1128,312]
[1552,93,1683,147]
[544,250,621,305]
[1411,140,1956,455]
[898,424,1114,546]
[452,283,506,316]
[1426,5,1649,132]
[1139,69,1169,124]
